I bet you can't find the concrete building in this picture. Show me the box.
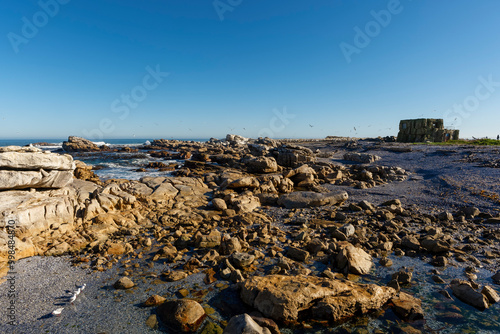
[397,118,459,143]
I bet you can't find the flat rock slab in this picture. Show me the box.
[343,153,381,163]
[277,191,348,209]
[0,151,74,170]
[239,274,396,323]
[0,170,74,190]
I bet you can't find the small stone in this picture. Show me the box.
[145,314,158,329]
[212,198,227,211]
[178,289,190,297]
[491,271,500,284]
[113,277,134,289]
[230,252,256,269]
[379,257,393,267]
[162,270,188,282]
[144,294,166,307]
[431,256,448,267]
[482,286,500,303]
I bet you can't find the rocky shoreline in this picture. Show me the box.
[1,135,500,333]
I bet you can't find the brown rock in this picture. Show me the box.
[239,275,396,323]
[336,243,373,275]
[212,198,227,211]
[157,299,207,332]
[481,286,500,303]
[286,246,310,262]
[391,292,424,321]
[62,136,100,152]
[114,277,134,289]
[246,157,278,173]
[144,294,166,306]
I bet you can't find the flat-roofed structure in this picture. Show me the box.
[397,118,459,143]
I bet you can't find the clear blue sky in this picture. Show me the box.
[1,0,499,140]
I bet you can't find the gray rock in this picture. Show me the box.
[0,151,74,170]
[450,279,489,310]
[343,153,381,163]
[339,223,355,237]
[230,252,255,269]
[273,145,315,168]
[145,314,158,329]
[0,169,73,190]
[223,313,272,334]
[391,292,424,321]
[277,191,348,209]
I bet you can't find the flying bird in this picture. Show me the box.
[52,308,64,316]
[309,124,314,127]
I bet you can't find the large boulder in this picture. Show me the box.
[246,157,278,174]
[277,191,348,209]
[0,187,77,276]
[226,134,249,146]
[239,275,396,323]
[62,136,100,152]
[272,145,315,168]
[229,193,261,213]
[284,165,317,187]
[157,299,206,332]
[450,279,489,310]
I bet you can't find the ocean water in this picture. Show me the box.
[0,138,208,180]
